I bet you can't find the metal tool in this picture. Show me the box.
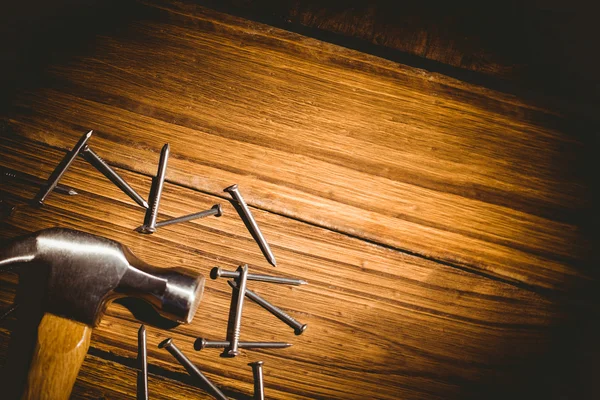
[228,280,307,335]
[140,144,170,234]
[194,338,292,350]
[224,184,277,267]
[80,145,148,209]
[159,338,228,400]
[0,227,204,325]
[33,130,93,206]
[1,166,78,195]
[137,325,148,400]
[0,228,205,399]
[155,204,222,228]
[211,266,307,286]
[249,361,265,400]
[226,264,249,356]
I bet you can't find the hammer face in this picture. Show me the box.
[2,228,204,327]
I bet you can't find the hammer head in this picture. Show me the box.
[0,228,204,326]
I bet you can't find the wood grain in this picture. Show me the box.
[22,314,92,400]
[0,0,597,399]
[2,0,595,292]
[0,137,596,399]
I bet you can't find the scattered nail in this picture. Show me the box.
[228,280,307,335]
[139,144,169,234]
[32,130,92,206]
[159,338,228,400]
[81,145,148,209]
[224,184,276,267]
[155,204,222,228]
[211,266,306,286]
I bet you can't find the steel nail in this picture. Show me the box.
[1,166,78,195]
[211,266,307,286]
[194,338,292,350]
[139,144,169,234]
[249,361,265,400]
[137,325,148,400]
[226,264,249,356]
[228,280,307,335]
[80,145,149,209]
[158,338,228,400]
[0,303,19,321]
[224,184,277,267]
[155,204,222,228]
[33,130,93,206]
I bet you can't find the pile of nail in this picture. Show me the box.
[2,130,309,399]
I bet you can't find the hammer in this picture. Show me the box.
[0,228,205,399]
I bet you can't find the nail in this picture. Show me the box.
[158,338,228,400]
[226,264,249,356]
[32,130,93,205]
[224,184,277,267]
[249,361,265,400]
[211,267,307,286]
[194,338,292,351]
[155,204,222,228]
[0,303,19,321]
[80,145,149,209]
[228,280,307,335]
[139,144,169,234]
[1,166,78,195]
[137,325,148,400]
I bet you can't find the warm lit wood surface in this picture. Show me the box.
[0,1,597,399]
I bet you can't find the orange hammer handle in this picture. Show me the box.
[21,313,91,400]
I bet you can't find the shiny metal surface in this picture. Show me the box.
[33,130,92,206]
[80,145,149,209]
[228,280,307,335]
[1,166,78,195]
[226,264,249,356]
[137,325,148,400]
[155,204,222,228]
[159,338,228,400]
[140,144,170,234]
[0,228,204,326]
[249,361,265,400]
[211,266,307,286]
[224,184,277,267]
[194,338,292,350]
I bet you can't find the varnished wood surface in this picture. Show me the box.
[0,0,597,399]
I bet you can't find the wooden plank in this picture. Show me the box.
[0,138,578,399]
[195,1,600,103]
[0,327,218,399]
[1,0,593,291]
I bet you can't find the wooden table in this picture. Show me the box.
[1,1,597,399]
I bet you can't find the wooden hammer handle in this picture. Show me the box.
[21,313,91,400]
